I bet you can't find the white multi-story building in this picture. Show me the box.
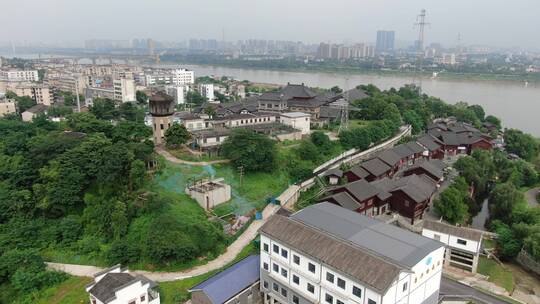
[259,203,445,304]
[0,69,39,82]
[4,83,53,106]
[113,78,136,102]
[422,220,483,273]
[171,68,194,85]
[165,85,187,104]
[86,265,160,304]
[199,83,215,101]
[0,98,16,117]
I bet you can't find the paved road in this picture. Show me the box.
[440,277,514,304]
[524,187,540,207]
[48,203,280,282]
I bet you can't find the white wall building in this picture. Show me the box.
[199,83,215,101]
[86,265,160,304]
[0,69,39,82]
[0,98,16,117]
[259,203,445,304]
[113,78,136,102]
[165,85,187,104]
[4,83,53,106]
[422,220,483,273]
[279,112,311,135]
[171,68,194,85]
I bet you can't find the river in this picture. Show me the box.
[171,64,540,136]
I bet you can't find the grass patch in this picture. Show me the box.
[482,238,495,250]
[3,276,92,304]
[167,147,226,162]
[477,256,515,293]
[159,241,258,304]
[349,119,372,129]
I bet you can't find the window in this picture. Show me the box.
[353,286,362,298]
[402,282,408,292]
[457,239,467,245]
[337,278,346,289]
[273,283,279,292]
[404,200,410,207]
[293,295,299,304]
[308,263,315,273]
[325,293,333,304]
[273,244,279,253]
[433,234,441,241]
[337,300,344,304]
[263,280,269,289]
[292,274,299,284]
[281,268,288,278]
[263,243,269,252]
[273,263,279,273]
[160,124,164,130]
[263,262,269,271]
[326,272,335,283]
[307,283,315,294]
[128,301,136,304]
[281,249,288,259]
[281,288,287,297]
[293,255,300,265]
[368,299,377,304]
[414,277,418,283]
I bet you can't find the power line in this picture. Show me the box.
[413,9,430,91]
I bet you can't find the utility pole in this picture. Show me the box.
[413,9,430,91]
[75,77,81,113]
[238,166,244,187]
[338,77,349,134]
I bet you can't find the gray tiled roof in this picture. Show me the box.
[260,208,404,293]
[405,142,425,154]
[423,220,483,242]
[376,150,402,167]
[361,158,391,177]
[392,174,437,203]
[89,273,137,303]
[405,160,445,180]
[189,255,260,304]
[392,144,415,158]
[348,165,371,179]
[324,191,361,211]
[416,134,442,151]
[343,179,381,202]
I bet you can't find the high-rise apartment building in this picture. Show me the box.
[376,31,395,53]
[0,69,39,82]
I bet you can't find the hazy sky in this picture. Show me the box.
[2,0,539,49]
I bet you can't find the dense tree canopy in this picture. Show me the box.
[504,128,539,161]
[221,129,277,172]
[165,123,191,148]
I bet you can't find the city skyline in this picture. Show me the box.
[2,0,540,50]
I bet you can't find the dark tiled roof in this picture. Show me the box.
[405,142,425,154]
[391,174,437,203]
[376,150,402,167]
[416,134,442,151]
[361,158,391,177]
[405,160,445,181]
[392,144,415,158]
[343,179,381,202]
[324,192,361,210]
[89,273,135,303]
[280,84,317,99]
[348,165,371,179]
[319,106,341,119]
[423,220,483,242]
[190,255,260,304]
[25,104,49,114]
[344,88,369,101]
[323,168,344,178]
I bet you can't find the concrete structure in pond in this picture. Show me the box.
[149,92,175,145]
[86,264,160,304]
[186,178,232,210]
[422,220,483,273]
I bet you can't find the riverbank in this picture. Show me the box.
[160,60,540,84]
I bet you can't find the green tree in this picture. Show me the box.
[90,98,117,120]
[136,90,148,104]
[402,110,424,134]
[164,123,191,148]
[330,86,343,94]
[467,104,486,121]
[504,129,539,161]
[433,186,469,224]
[489,183,522,224]
[310,131,332,154]
[221,129,277,172]
[16,96,37,113]
[485,115,502,129]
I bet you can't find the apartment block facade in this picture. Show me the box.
[259,203,445,304]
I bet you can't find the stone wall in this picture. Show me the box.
[516,249,540,276]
